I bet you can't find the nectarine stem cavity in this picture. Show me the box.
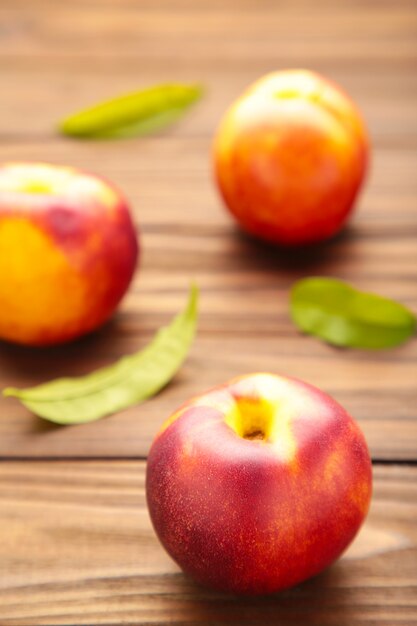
[226,397,275,443]
[22,181,53,194]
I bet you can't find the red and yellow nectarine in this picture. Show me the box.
[0,162,138,346]
[214,70,369,245]
[147,373,372,595]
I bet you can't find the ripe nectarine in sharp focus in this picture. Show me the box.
[214,70,369,245]
[0,162,138,346]
[146,373,372,595]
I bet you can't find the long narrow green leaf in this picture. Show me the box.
[290,277,415,349]
[59,83,203,139]
[3,285,199,424]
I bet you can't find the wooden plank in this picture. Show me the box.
[0,1,416,141]
[0,1,415,460]
[0,138,415,460]
[0,0,415,623]
[0,462,415,625]
[1,4,416,56]
[1,334,417,460]
[0,72,416,144]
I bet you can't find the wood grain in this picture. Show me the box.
[0,1,416,622]
[0,462,416,626]
[1,333,416,460]
[0,1,417,144]
[0,0,416,467]
[0,137,415,459]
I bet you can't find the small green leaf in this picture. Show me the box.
[59,83,203,139]
[3,285,199,424]
[290,277,416,349]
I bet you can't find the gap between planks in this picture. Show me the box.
[0,457,416,465]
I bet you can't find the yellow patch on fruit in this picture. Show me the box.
[0,218,87,345]
[227,396,274,441]
[0,163,75,195]
[268,406,297,463]
[226,374,298,462]
[226,398,296,462]
[157,375,299,463]
[0,162,119,211]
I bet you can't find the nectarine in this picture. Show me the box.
[214,70,369,245]
[147,373,372,594]
[0,162,138,346]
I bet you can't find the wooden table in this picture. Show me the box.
[0,1,416,624]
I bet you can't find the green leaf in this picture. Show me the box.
[290,277,416,349]
[59,83,203,139]
[3,285,199,424]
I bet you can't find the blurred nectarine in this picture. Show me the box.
[0,162,138,346]
[214,70,369,245]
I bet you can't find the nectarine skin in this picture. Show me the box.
[147,373,372,595]
[214,70,369,245]
[0,162,138,346]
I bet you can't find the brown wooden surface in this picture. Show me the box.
[0,463,416,626]
[0,0,416,624]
